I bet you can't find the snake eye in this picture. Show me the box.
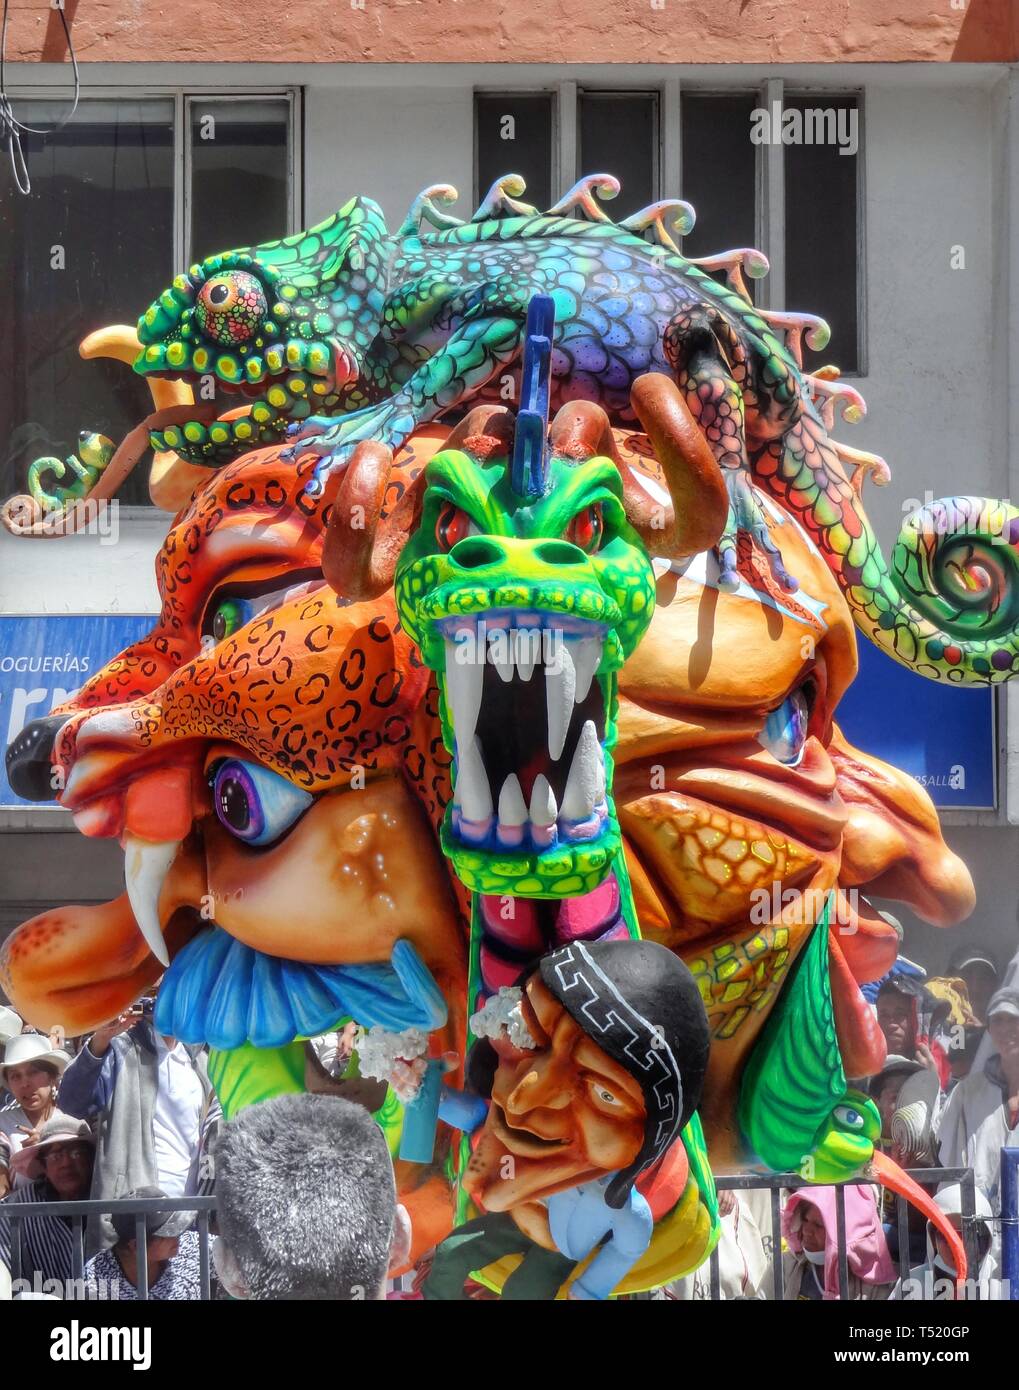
[436,503,478,551]
[833,1104,865,1131]
[203,595,253,643]
[565,504,605,554]
[195,270,267,345]
[758,681,814,766]
[211,759,313,847]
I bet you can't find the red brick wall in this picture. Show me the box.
[5,0,1017,65]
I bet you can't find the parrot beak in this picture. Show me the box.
[870,1149,967,1291]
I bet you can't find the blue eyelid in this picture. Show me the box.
[213,759,314,846]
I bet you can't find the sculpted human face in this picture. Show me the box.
[463,976,647,1212]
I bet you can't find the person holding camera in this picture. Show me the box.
[57,991,219,1252]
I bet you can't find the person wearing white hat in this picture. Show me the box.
[0,1113,95,1295]
[936,984,1019,1265]
[0,1034,71,1198]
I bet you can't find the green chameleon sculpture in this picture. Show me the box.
[135,172,1019,684]
[738,897,881,1183]
[27,431,114,513]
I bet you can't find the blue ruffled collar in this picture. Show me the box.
[155,929,446,1052]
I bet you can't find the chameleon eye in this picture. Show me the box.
[203,595,253,643]
[435,503,477,551]
[565,503,604,554]
[195,270,267,345]
[833,1104,865,1131]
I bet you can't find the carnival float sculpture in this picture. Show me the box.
[4,173,1011,1293]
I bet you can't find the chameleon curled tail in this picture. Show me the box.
[756,410,1019,685]
[28,432,115,513]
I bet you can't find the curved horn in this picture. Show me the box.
[322,440,430,602]
[628,374,729,560]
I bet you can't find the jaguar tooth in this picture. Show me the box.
[544,637,576,762]
[487,628,515,684]
[444,635,484,746]
[457,735,493,822]
[572,636,603,704]
[123,835,177,967]
[529,773,558,827]
[560,720,600,820]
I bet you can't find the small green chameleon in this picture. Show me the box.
[27,431,114,513]
[738,897,882,1182]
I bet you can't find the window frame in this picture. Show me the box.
[1,84,302,518]
[474,79,866,377]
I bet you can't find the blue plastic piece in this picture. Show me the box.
[510,294,555,499]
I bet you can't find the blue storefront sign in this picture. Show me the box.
[836,636,997,810]
[0,615,156,809]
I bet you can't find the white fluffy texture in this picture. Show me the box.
[355,1026,430,1101]
[469,987,536,1050]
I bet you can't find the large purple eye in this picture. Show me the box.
[211,759,313,846]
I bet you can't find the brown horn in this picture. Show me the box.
[442,404,516,457]
[548,399,623,466]
[628,373,729,559]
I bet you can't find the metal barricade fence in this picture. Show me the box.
[707,1168,979,1301]
[6,1160,1015,1301]
[4,1195,216,1301]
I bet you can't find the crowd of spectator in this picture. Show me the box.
[1,933,1017,1301]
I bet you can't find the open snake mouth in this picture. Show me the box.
[438,611,609,854]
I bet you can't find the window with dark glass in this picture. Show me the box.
[578,92,658,219]
[680,93,758,262]
[0,100,175,506]
[1,96,295,508]
[188,99,291,263]
[784,95,861,374]
[475,94,554,215]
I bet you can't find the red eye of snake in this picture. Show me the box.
[566,504,604,553]
[436,503,474,551]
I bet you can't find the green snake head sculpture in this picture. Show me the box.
[323,297,728,900]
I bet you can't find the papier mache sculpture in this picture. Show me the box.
[5,172,1011,1294]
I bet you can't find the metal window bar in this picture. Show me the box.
[4,1196,216,1300]
[705,1167,981,1301]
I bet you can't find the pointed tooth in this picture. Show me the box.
[444,636,484,745]
[529,773,558,827]
[571,636,603,704]
[514,627,539,682]
[457,736,492,822]
[545,637,576,762]
[560,720,600,820]
[488,628,514,683]
[497,773,528,827]
[595,744,607,803]
[124,835,177,967]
